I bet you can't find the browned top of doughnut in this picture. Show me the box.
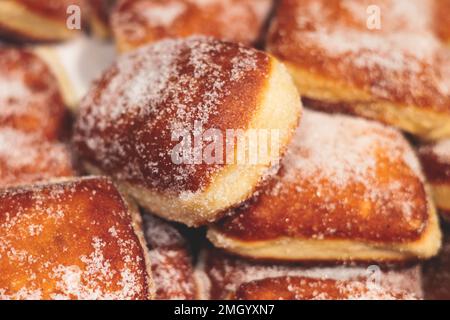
[418,139,450,183]
[0,177,151,300]
[214,110,428,243]
[9,0,87,21]
[74,37,271,194]
[0,48,65,140]
[0,128,74,187]
[268,0,450,112]
[143,214,197,299]
[202,249,422,300]
[112,0,272,49]
[233,276,417,300]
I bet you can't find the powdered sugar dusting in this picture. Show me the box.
[0,178,150,300]
[74,36,268,193]
[140,1,187,27]
[113,0,272,45]
[270,0,450,107]
[0,128,73,187]
[143,214,196,300]
[283,110,424,187]
[201,249,422,300]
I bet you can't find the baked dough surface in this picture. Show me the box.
[209,110,441,262]
[267,0,450,140]
[0,177,153,300]
[112,0,273,52]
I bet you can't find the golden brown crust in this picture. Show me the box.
[0,177,152,300]
[198,248,423,300]
[267,0,450,139]
[143,214,197,300]
[74,36,301,226]
[74,37,270,193]
[233,276,417,300]
[112,0,273,52]
[213,110,430,244]
[0,128,74,188]
[0,48,66,140]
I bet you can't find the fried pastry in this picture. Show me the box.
[143,214,198,300]
[0,177,153,300]
[0,128,74,187]
[0,0,86,42]
[208,110,441,262]
[112,0,273,52]
[267,0,450,140]
[73,36,301,226]
[196,249,423,300]
[0,48,66,140]
[418,139,450,221]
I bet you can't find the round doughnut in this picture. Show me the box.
[208,110,441,262]
[143,214,198,300]
[0,48,66,140]
[0,177,153,300]
[267,0,450,140]
[111,0,273,52]
[0,128,74,187]
[0,0,87,42]
[418,139,450,221]
[196,248,423,300]
[73,36,302,227]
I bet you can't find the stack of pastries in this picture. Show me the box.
[0,0,449,300]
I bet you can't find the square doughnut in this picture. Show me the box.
[418,139,450,221]
[0,177,153,300]
[0,128,74,187]
[112,0,273,52]
[267,0,450,140]
[73,36,302,227]
[143,213,198,299]
[208,110,441,262]
[196,248,423,300]
[0,48,66,141]
[0,0,86,42]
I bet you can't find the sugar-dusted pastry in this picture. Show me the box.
[418,139,450,221]
[73,36,301,227]
[208,110,441,262]
[111,0,273,52]
[0,177,153,300]
[196,248,423,300]
[0,48,66,140]
[267,0,450,140]
[0,128,74,187]
[143,214,198,300]
[0,0,87,42]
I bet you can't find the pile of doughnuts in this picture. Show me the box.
[0,0,449,300]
